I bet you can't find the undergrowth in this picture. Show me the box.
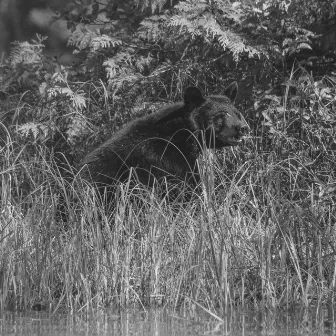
[1,112,335,315]
[1,0,336,318]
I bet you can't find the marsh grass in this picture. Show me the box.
[1,71,335,315]
[1,127,335,316]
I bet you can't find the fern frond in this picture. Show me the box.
[151,0,167,13]
[66,113,88,144]
[168,15,201,37]
[68,29,95,50]
[103,58,120,79]
[9,35,47,66]
[68,29,121,52]
[139,15,167,41]
[17,122,49,140]
[175,0,207,13]
[48,87,86,110]
[51,72,67,84]
[203,18,260,60]
[91,35,122,51]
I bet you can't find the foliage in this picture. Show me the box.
[0,135,335,312]
[1,57,84,173]
[0,0,336,314]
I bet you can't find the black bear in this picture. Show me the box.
[80,83,248,191]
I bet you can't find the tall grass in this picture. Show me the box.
[1,122,335,315]
[1,69,335,315]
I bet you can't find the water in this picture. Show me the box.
[1,307,336,336]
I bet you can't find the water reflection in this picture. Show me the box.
[0,306,336,336]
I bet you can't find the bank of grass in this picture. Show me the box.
[1,126,335,316]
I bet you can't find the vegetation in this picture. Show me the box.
[0,0,335,316]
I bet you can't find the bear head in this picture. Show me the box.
[156,82,249,149]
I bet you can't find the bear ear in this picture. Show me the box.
[224,82,238,102]
[184,87,204,106]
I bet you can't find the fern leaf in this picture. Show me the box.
[48,87,86,110]
[9,35,47,66]
[91,35,122,51]
[17,122,48,140]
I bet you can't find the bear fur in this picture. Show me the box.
[80,82,248,191]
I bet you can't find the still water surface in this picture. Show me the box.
[1,307,336,336]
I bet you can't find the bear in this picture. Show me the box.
[80,82,249,195]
